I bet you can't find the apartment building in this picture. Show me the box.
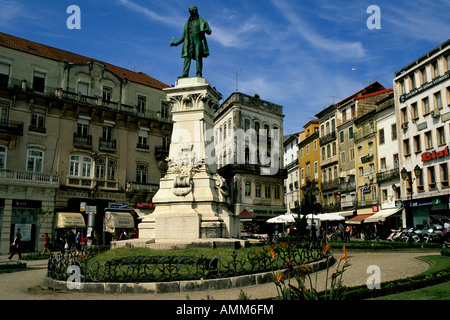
[214,92,286,233]
[394,39,450,228]
[297,120,321,212]
[0,32,172,253]
[283,132,300,214]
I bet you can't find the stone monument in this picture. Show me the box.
[138,77,240,244]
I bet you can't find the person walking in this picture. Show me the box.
[41,233,51,255]
[75,232,81,253]
[8,233,22,260]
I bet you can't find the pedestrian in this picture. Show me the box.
[75,232,81,253]
[344,225,351,241]
[41,233,51,255]
[81,234,87,252]
[119,229,128,240]
[8,233,22,260]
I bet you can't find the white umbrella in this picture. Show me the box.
[282,214,303,223]
[267,215,287,223]
[312,213,345,221]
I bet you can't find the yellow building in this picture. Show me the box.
[298,119,321,212]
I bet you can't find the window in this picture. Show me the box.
[161,101,169,119]
[137,129,149,149]
[95,158,116,181]
[265,183,271,199]
[306,145,309,155]
[136,164,148,183]
[411,103,418,119]
[413,135,421,153]
[102,125,113,141]
[421,67,428,84]
[77,82,89,96]
[370,163,375,173]
[428,166,436,189]
[274,184,281,200]
[382,189,388,202]
[301,168,304,184]
[349,148,355,161]
[359,167,363,177]
[379,128,385,144]
[244,180,252,197]
[393,154,399,169]
[26,150,43,172]
[446,54,450,71]
[77,121,89,137]
[391,124,397,141]
[30,108,46,133]
[380,157,386,170]
[102,86,112,102]
[321,147,325,161]
[437,127,446,145]
[332,142,337,156]
[409,74,416,90]
[70,155,92,177]
[440,163,449,187]
[403,139,411,156]
[425,131,433,149]
[401,107,408,124]
[255,182,262,198]
[300,148,303,158]
[326,122,330,135]
[32,71,45,92]
[137,95,146,113]
[0,145,6,168]
[400,80,405,95]
[422,97,430,115]
[416,170,424,192]
[349,126,354,139]
[358,145,363,156]
[340,151,346,164]
[342,110,347,123]
[340,131,345,143]
[434,91,443,109]
[313,140,317,150]
[0,63,10,87]
[327,145,331,158]
[368,141,374,151]
[432,60,439,78]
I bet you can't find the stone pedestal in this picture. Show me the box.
[138,77,240,242]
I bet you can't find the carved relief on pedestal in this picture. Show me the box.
[168,156,201,196]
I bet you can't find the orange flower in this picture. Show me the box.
[322,243,330,254]
[270,250,275,259]
[339,246,348,263]
[275,273,284,283]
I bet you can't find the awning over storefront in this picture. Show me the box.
[336,210,355,217]
[104,211,135,233]
[55,212,86,229]
[364,207,402,223]
[239,209,256,219]
[345,214,373,225]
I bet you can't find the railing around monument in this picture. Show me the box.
[47,239,327,283]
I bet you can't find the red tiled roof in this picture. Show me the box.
[0,32,170,90]
[354,88,393,100]
[336,81,386,108]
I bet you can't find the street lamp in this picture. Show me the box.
[401,165,422,227]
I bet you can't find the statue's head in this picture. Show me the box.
[188,5,198,17]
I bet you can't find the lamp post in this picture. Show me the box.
[401,165,422,227]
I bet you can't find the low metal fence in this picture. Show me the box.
[47,239,327,283]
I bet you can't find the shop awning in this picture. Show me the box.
[364,207,402,223]
[345,214,373,225]
[239,209,255,219]
[336,210,355,217]
[55,212,86,229]
[104,211,134,233]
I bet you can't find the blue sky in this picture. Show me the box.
[1,0,449,135]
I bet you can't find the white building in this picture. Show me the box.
[393,39,450,228]
[283,133,300,214]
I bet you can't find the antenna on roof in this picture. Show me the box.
[229,68,242,92]
[131,63,143,72]
[330,96,336,104]
[363,78,376,83]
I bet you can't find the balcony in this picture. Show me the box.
[0,169,59,188]
[284,158,298,171]
[136,143,150,150]
[99,138,116,152]
[0,120,24,136]
[377,168,400,183]
[73,133,92,149]
[321,178,340,191]
[155,145,170,160]
[319,131,336,146]
[218,163,287,179]
[354,127,375,143]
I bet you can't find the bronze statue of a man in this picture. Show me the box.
[170,5,211,78]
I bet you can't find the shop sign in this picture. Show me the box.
[372,205,379,213]
[136,202,155,209]
[400,72,450,103]
[421,146,449,162]
[109,202,128,209]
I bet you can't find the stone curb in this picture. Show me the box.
[44,254,334,294]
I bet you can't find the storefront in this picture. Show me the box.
[10,200,42,252]
[404,195,450,228]
[104,210,135,242]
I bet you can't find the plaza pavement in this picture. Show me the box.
[0,249,441,301]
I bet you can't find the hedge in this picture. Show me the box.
[328,241,442,250]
